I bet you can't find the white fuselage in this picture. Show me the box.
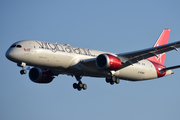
[6,40,173,81]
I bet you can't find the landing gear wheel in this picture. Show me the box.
[112,76,116,82]
[20,70,23,75]
[73,83,78,89]
[83,84,87,90]
[20,69,27,75]
[78,87,82,91]
[78,83,83,88]
[110,81,114,85]
[106,77,110,83]
[115,78,120,84]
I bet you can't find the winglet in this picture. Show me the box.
[147,29,171,65]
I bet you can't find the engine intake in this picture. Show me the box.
[96,54,121,71]
[29,67,54,83]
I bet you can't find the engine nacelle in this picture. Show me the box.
[96,54,122,71]
[29,67,54,83]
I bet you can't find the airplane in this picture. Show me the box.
[5,29,180,91]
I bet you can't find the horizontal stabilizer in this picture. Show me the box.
[160,65,180,72]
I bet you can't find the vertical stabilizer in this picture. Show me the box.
[148,29,171,65]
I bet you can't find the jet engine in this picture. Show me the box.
[29,67,54,83]
[96,54,122,71]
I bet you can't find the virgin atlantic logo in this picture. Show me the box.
[24,48,30,52]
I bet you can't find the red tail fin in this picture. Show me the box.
[147,29,171,65]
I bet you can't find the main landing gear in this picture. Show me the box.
[17,62,27,75]
[106,76,120,85]
[73,75,87,91]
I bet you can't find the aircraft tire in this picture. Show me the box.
[115,78,120,84]
[78,87,82,91]
[83,84,87,90]
[73,83,78,89]
[110,81,114,85]
[112,76,116,82]
[78,83,83,88]
[20,69,27,75]
[106,77,111,83]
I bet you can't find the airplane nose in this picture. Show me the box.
[5,49,14,61]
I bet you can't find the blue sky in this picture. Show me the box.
[1,0,180,120]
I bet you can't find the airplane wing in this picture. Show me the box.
[118,41,180,68]
[80,41,180,71]
[81,58,97,69]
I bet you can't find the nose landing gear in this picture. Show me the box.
[73,75,87,91]
[20,69,27,75]
[17,62,27,75]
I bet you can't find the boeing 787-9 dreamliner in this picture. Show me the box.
[6,29,180,91]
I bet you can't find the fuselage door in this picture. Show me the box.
[29,43,36,50]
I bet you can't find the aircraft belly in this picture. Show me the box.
[114,60,158,81]
[63,55,110,77]
[79,64,110,77]
[115,65,145,80]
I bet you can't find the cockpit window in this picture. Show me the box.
[10,45,16,48]
[10,44,22,48]
[16,45,22,48]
